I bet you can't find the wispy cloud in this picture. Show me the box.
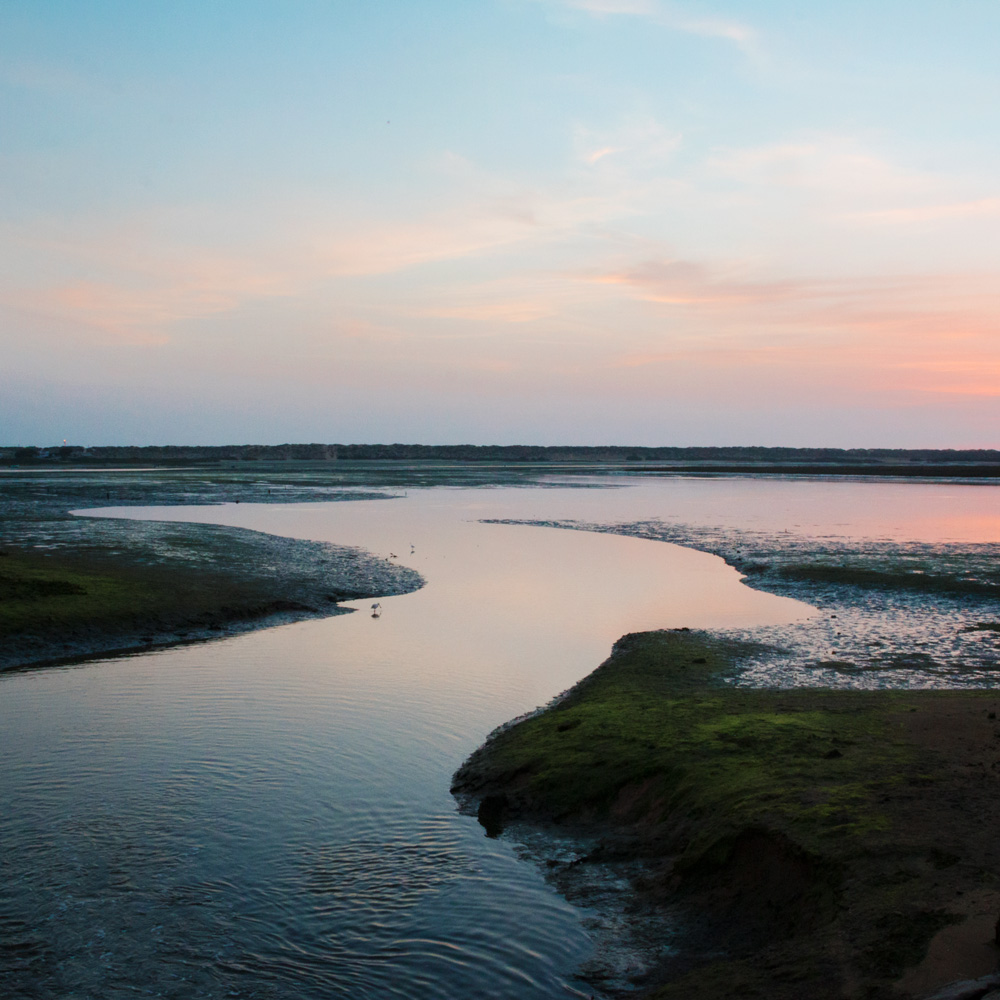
[584,256,1000,399]
[848,197,1000,226]
[558,0,657,15]
[585,146,622,164]
[313,212,539,278]
[16,263,293,346]
[548,0,759,53]
[590,258,809,307]
[2,225,300,345]
[708,137,933,199]
[0,170,632,346]
[574,118,682,172]
[592,256,1000,322]
[415,299,553,324]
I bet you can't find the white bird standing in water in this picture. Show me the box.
[371,602,381,618]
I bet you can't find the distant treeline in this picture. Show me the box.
[3,443,1000,467]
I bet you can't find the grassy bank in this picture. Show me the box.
[452,630,1000,998]
[0,526,422,670]
[0,467,430,670]
[0,544,340,668]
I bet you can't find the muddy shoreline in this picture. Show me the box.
[8,468,1000,996]
[458,518,1000,998]
[452,631,1000,999]
[482,517,1000,688]
[0,524,423,671]
[0,470,424,671]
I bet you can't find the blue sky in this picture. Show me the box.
[3,1,1000,446]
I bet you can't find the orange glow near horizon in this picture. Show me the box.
[4,2,1000,445]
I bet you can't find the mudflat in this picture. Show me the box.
[455,510,1000,998]
[0,466,424,670]
[7,463,1000,997]
[453,629,1000,999]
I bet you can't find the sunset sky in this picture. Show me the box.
[3,1,1000,447]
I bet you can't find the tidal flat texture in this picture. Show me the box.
[6,466,1000,998]
[0,468,424,669]
[453,630,1000,999]
[483,517,1000,688]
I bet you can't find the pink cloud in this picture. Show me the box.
[588,257,1000,400]
[585,146,623,164]
[552,0,758,52]
[29,265,290,342]
[416,300,553,323]
[848,197,1000,226]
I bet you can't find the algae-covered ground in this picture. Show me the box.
[0,465,433,669]
[9,463,1000,997]
[463,513,1000,997]
[0,533,423,669]
[0,460,609,669]
[452,630,1000,999]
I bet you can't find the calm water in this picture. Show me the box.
[2,476,997,998]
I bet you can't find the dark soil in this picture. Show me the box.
[453,631,1000,999]
[0,468,424,670]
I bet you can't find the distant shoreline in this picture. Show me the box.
[3,443,1000,474]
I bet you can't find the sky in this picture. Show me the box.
[2,0,1000,448]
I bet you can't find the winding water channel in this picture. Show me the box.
[3,477,998,998]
